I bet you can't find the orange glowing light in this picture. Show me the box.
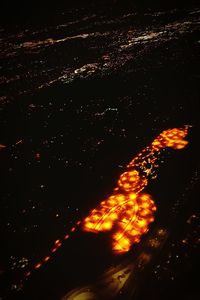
[25,271,31,277]
[0,144,6,150]
[83,126,190,253]
[35,263,42,269]
[44,256,50,262]
[24,126,190,278]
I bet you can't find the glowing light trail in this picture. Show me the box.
[25,126,190,278]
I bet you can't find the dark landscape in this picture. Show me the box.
[0,1,199,299]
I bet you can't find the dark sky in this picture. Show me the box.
[1,0,199,25]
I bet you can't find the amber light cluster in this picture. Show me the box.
[151,127,189,151]
[25,126,190,277]
[83,126,190,253]
[83,192,156,253]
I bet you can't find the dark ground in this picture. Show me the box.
[0,1,199,299]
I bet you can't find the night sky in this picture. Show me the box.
[0,1,200,299]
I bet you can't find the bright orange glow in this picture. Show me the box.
[35,263,42,269]
[83,126,190,253]
[64,234,70,240]
[57,242,62,248]
[44,256,50,262]
[24,126,190,278]
[112,235,131,253]
[151,127,189,150]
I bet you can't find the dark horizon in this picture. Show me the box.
[1,0,199,25]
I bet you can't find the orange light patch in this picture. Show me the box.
[44,256,50,262]
[25,126,190,279]
[35,263,42,269]
[83,126,190,253]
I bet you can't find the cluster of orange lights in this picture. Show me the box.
[25,126,190,277]
[117,170,148,193]
[83,192,156,253]
[83,126,190,253]
[151,127,189,150]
